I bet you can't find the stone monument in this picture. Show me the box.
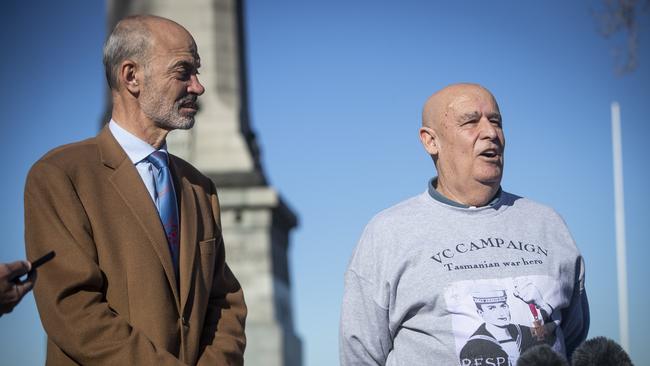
[105,1,302,365]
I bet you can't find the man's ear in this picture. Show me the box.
[119,59,141,94]
[419,126,439,156]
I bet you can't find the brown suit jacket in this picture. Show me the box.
[25,126,246,365]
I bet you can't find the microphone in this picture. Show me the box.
[517,344,569,366]
[572,336,633,366]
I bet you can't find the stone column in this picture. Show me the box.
[106,1,302,365]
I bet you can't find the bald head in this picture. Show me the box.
[418,83,505,206]
[103,15,192,90]
[422,83,499,130]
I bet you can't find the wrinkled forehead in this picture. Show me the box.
[446,87,500,117]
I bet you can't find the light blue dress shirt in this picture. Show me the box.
[108,119,169,204]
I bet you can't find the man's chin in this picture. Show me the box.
[152,115,195,131]
[476,171,503,185]
[169,117,195,130]
[176,119,195,130]
[476,179,502,188]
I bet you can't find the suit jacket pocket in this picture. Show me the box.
[199,238,216,285]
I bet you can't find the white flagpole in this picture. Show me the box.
[611,101,629,352]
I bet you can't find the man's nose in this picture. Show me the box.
[188,74,205,95]
[479,117,498,140]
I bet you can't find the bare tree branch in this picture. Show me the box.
[593,0,649,74]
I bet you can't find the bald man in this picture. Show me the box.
[25,15,246,365]
[340,84,589,365]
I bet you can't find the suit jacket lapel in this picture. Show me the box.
[170,158,198,314]
[97,126,181,308]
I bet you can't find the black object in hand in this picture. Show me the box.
[12,251,55,284]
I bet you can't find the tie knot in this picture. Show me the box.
[147,150,169,170]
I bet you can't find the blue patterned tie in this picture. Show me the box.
[147,151,180,279]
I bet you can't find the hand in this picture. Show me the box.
[513,281,544,307]
[0,260,36,316]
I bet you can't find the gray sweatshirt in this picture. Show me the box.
[340,182,589,366]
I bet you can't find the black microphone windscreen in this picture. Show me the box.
[517,345,569,366]
[572,336,633,366]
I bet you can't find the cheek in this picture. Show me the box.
[457,134,479,154]
[447,131,468,148]
[159,80,183,97]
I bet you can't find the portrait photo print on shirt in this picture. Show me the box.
[445,276,563,366]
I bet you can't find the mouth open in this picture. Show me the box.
[479,149,501,159]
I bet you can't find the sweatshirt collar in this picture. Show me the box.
[427,178,502,208]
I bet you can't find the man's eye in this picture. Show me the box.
[177,69,191,80]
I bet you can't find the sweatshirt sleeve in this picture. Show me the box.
[340,224,392,366]
[340,269,392,366]
[562,256,590,358]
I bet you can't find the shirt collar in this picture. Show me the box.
[109,119,168,164]
[427,177,502,208]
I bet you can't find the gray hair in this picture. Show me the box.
[102,15,153,90]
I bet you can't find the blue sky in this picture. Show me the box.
[1,1,648,365]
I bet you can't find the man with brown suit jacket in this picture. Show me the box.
[25,15,246,365]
